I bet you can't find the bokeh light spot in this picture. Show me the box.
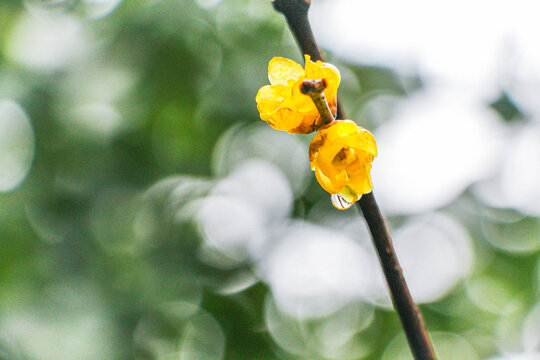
[195,195,267,267]
[522,302,540,352]
[383,331,479,360]
[134,304,224,360]
[467,275,515,314]
[211,159,293,220]
[481,208,540,254]
[474,123,540,217]
[212,124,310,196]
[5,14,88,71]
[372,88,504,215]
[0,100,35,192]
[264,295,375,359]
[24,0,123,19]
[366,212,473,305]
[260,222,374,318]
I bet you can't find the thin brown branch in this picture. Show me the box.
[272,0,323,61]
[357,193,437,360]
[272,0,344,119]
[271,1,438,359]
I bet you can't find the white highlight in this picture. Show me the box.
[212,124,310,196]
[196,195,267,266]
[369,213,473,305]
[5,14,88,71]
[260,222,374,318]
[311,0,540,94]
[474,123,540,217]
[0,100,35,192]
[372,87,504,215]
[24,0,123,19]
[212,159,293,220]
[522,303,540,352]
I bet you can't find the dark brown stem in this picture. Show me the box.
[271,1,438,359]
[272,0,323,61]
[272,0,344,119]
[357,194,437,360]
[300,79,335,126]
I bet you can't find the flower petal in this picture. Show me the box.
[268,57,305,86]
[256,84,289,114]
[304,55,341,102]
[273,107,304,132]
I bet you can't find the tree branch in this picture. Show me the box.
[357,193,437,360]
[271,1,438,359]
[272,0,323,61]
[272,0,344,119]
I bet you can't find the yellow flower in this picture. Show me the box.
[255,55,340,134]
[309,120,377,207]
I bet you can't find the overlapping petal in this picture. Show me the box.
[268,57,304,86]
[303,55,340,106]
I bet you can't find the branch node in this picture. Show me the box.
[300,78,327,95]
[300,79,334,126]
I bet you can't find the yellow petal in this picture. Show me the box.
[268,57,305,86]
[317,141,344,175]
[290,78,312,112]
[304,55,341,102]
[255,85,287,114]
[269,106,304,132]
[326,120,357,140]
[348,165,373,195]
[354,128,377,157]
[315,166,342,193]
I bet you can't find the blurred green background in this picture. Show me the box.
[1,0,540,359]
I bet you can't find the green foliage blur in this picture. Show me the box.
[1,1,539,360]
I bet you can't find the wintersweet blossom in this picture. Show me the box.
[309,120,377,207]
[255,55,340,134]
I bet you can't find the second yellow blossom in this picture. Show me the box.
[309,120,377,208]
[255,55,340,134]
